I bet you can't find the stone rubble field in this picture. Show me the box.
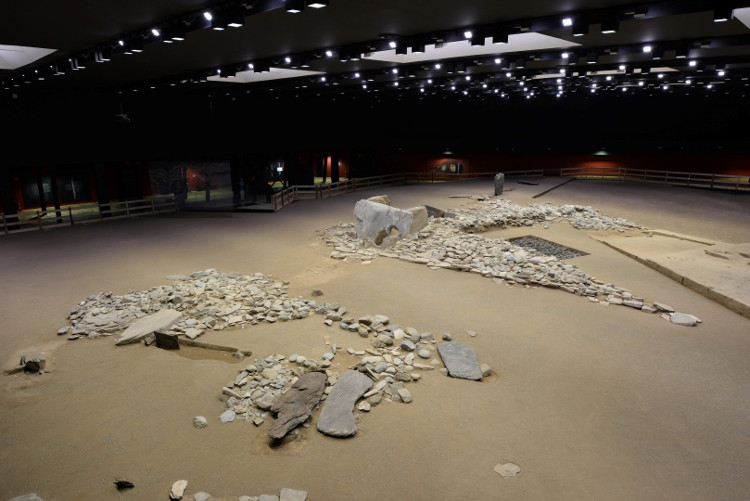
[55,268,490,440]
[323,196,702,327]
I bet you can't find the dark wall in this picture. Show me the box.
[2,85,750,166]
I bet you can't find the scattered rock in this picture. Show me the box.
[8,495,45,501]
[417,349,431,359]
[280,488,308,501]
[401,340,416,351]
[193,416,208,428]
[437,342,483,381]
[480,363,493,377]
[268,372,327,440]
[259,495,279,501]
[669,312,701,327]
[367,195,391,206]
[170,479,188,500]
[311,289,324,297]
[397,388,413,403]
[114,480,135,490]
[220,410,236,423]
[193,493,211,501]
[317,370,373,437]
[654,302,675,312]
[24,357,46,373]
[442,333,452,341]
[494,463,521,478]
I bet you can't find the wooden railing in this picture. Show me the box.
[560,166,750,191]
[404,169,544,183]
[1,195,176,235]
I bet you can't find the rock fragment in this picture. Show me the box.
[268,372,327,440]
[317,370,373,437]
[437,342,483,381]
[494,463,521,478]
[170,480,188,500]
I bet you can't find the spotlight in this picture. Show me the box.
[562,17,573,27]
[689,60,697,67]
[307,0,329,7]
[464,30,473,39]
[561,52,569,59]
[325,50,333,57]
[286,0,305,13]
[434,63,442,70]
[642,44,652,53]
[203,11,213,21]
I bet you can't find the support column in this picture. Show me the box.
[35,167,47,214]
[0,168,16,216]
[49,166,62,224]
[94,163,111,218]
[330,152,340,183]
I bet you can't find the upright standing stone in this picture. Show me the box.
[437,342,483,381]
[269,372,327,439]
[317,370,373,437]
[494,173,505,196]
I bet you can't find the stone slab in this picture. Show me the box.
[437,341,483,381]
[354,199,415,246]
[115,309,183,345]
[317,370,373,437]
[269,372,327,439]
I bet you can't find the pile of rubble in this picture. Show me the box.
[322,196,701,325]
[57,269,313,341]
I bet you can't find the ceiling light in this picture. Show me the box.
[618,64,626,71]
[657,73,664,78]
[600,15,619,34]
[284,56,292,64]
[718,70,725,76]
[354,72,360,78]
[464,30,473,39]
[307,0,329,7]
[392,68,398,74]
[434,63,442,70]
[572,19,588,37]
[713,7,733,22]
[118,40,125,46]
[561,52,569,60]
[203,11,213,21]
[638,81,644,86]
[707,84,713,88]
[286,0,305,13]
[662,85,668,90]
[325,50,333,57]
[151,28,160,37]
[130,39,143,53]
[388,41,397,49]
[606,75,612,81]
[494,58,501,64]
[642,45,652,53]
[689,60,697,67]
[562,17,573,27]
[248,63,254,69]
[506,72,512,78]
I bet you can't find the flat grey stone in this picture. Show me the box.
[317,370,373,437]
[268,372,326,440]
[654,302,675,312]
[406,206,429,234]
[9,495,45,501]
[280,488,308,501]
[220,410,236,423]
[437,342,483,381]
[669,312,701,326]
[494,462,521,478]
[259,495,279,501]
[401,340,416,351]
[115,309,183,345]
[194,493,212,501]
[417,349,431,359]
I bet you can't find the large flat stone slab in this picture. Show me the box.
[269,372,327,439]
[115,309,183,345]
[437,341,483,381]
[316,370,372,437]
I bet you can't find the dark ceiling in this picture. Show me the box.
[2,0,750,160]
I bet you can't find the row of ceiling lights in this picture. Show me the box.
[1,3,746,95]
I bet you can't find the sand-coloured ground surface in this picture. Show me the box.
[1,179,749,500]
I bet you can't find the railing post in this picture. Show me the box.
[151,198,156,213]
[125,199,130,216]
[37,211,42,230]
[68,207,74,225]
[1,214,7,235]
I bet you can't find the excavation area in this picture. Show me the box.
[1,178,749,500]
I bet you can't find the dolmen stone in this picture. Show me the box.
[115,309,183,345]
[354,199,416,246]
[317,370,373,437]
[406,206,429,234]
[367,195,391,206]
[269,372,327,439]
[494,172,505,196]
[437,341,483,381]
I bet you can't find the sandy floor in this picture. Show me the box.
[1,179,749,500]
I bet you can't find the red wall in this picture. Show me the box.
[375,154,750,177]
